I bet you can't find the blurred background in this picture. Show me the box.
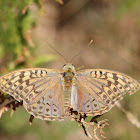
[0,0,140,140]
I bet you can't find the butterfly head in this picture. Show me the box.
[63,63,76,73]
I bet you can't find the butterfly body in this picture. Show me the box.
[0,63,140,121]
[62,63,75,108]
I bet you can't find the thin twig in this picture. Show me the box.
[116,102,140,128]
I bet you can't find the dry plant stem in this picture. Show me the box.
[70,114,110,140]
[29,115,34,125]
[116,102,140,129]
[0,94,15,109]
[10,109,14,118]
[70,115,92,139]
[69,106,110,140]
[0,92,23,117]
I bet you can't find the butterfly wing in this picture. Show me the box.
[71,69,140,116]
[0,68,64,120]
[24,79,64,121]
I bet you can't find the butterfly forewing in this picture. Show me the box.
[75,69,140,115]
[0,68,65,120]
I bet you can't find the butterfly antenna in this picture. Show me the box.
[46,40,68,63]
[70,40,93,63]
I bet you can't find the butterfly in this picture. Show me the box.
[0,63,139,121]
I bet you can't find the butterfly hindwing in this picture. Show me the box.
[71,82,109,116]
[24,79,64,121]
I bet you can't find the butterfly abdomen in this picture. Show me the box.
[62,68,75,108]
